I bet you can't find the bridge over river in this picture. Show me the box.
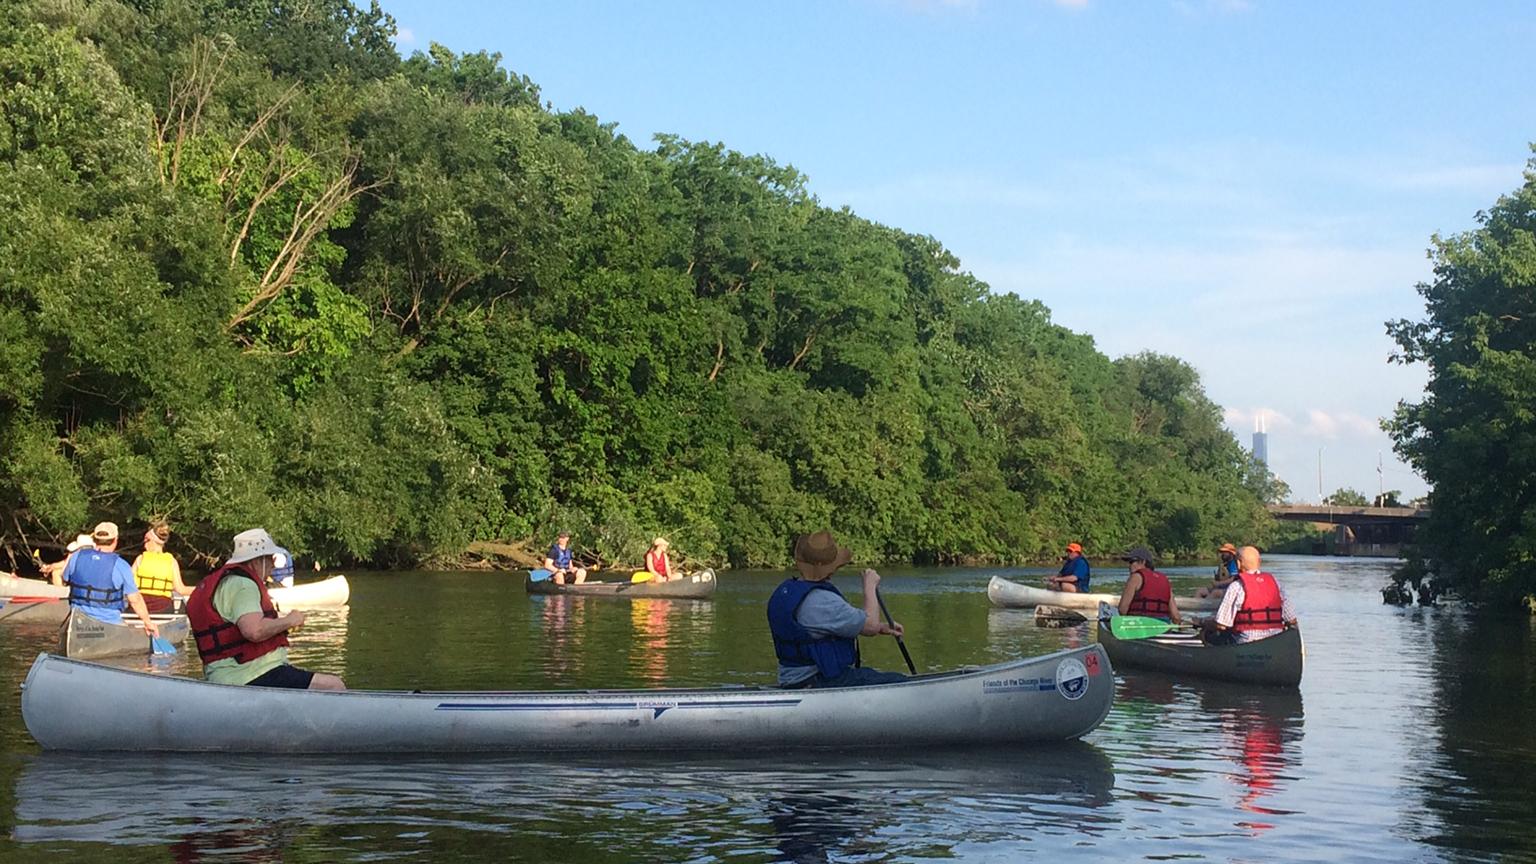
[1267,504,1427,556]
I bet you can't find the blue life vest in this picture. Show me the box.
[767,578,860,679]
[549,544,573,570]
[1224,557,1239,577]
[1058,556,1091,591]
[65,550,127,611]
[272,547,295,583]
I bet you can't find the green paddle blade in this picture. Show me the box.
[1108,615,1177,640]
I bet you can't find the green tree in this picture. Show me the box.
[1387,153,1536,607]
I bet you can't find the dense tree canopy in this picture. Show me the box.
[1387,154,1536,608]
[0,0,1280,570]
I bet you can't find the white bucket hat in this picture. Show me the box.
[228,528,281,565]
[65,534,93,553]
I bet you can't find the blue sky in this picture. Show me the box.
[379,0,1536,503]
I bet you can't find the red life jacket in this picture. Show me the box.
[187,563,288,665]
[1127,568,1172,617]
[1233,572,1285,632]
[645,549,671,578]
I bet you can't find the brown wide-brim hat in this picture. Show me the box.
[1218,542,1237,554]
[793,531,852,580]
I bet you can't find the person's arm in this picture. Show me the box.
[1167,593,1182,626]
[1208,582,1243,632]
[858,569,902,638]
[235,608,304,643]
[124,593,159,637]
[171,558,192,595]
[1116,572,1142,616]
[1280,585,1299,627]
[541,556,557,571]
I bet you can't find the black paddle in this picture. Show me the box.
[875,586,916,675]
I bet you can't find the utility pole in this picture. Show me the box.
[1377,451,1384,504]
[1317,447,1324,504]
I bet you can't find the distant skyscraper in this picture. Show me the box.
[1252,414,1269,467]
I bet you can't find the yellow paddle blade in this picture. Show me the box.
[630,571,653,584]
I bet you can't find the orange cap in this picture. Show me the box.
[1219,542,1237,553]
[1066,542,1083,553]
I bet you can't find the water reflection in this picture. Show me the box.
[13,747,1115,862]
[1199,686,1305,831]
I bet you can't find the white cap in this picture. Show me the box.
[228,528,280,565]
[65,534,93,553]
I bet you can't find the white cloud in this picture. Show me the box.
[1052,0,1090,9]
[395,26,416,45]
[1173,0,1254,15]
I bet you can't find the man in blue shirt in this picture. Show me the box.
[60,521,160,637]
[542,530,588,585]
[1046,542,1091,593]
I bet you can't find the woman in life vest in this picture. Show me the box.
[187,528,345,690]
[644,537,674,583]
[1116,545,1182,623]
[131,522,193,614]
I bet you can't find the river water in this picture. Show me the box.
[0,555,1530,862]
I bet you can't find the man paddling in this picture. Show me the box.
[1116,546,1182,624]
[61,522,160,638]
[1200,546,1297,645]
[1046,542,1091,593]
[187,528,344,690]
[767,530,907,689]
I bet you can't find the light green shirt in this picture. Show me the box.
[202,575,288,686]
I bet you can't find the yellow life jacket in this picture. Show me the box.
[136,551,177,598]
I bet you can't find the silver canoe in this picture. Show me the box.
[1097,621,1303,687]
[57,609,191,660]
[21,644,1115,752]
[270,575,350,610]
[525,569,717,599]
[0,598,71,625]
[0,575,68,600]
[987,575,1218,613]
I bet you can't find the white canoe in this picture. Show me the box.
[987,575,1218,613]
[269,575,350,610]
[20,645,1116,752]
[57,609,190,660]
[0,574,69,600]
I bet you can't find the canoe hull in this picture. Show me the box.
[987,575,1218,613]
[57,610,190,660]
[1097,622,1303,687]
[21,645,1114,752]
[0,575,69,600]
[525,569,717,599]
[0,598,71,625]
[269,575,350,610]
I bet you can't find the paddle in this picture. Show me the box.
[630,570,654,584]
[151,635,177,655]
[529,568,554,582]
[875,587,916,675]
[1107,615,1190,640]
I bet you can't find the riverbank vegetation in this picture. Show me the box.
[0,0,1281,571]
[1387,154,1536,610]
